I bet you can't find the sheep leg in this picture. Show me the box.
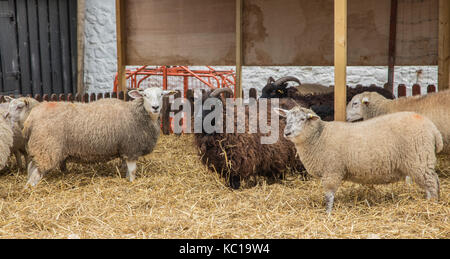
[59,160,67,172]
[26,161,44,187]
[414,169,440,201]
[120,159,127,176]
[126,160,137,182]
[325,191,335,215]
[24,154,29,173]
[229,175,241,189]
[407,158,440,200]
[322,176,341,214]
[14,151,23,171]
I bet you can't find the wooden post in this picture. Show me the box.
[235,0,243,98]
[77,0,86,94]
[439,0,450,91]
[334,0,347,121]
[116,0,127,93]
[387,0,398,93]
[163,66,168,90]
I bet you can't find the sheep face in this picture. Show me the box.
[260,83,289,99]
[5,97,34,127]
[260,76,301,99]
[276,107,319,139]
[128,87,175,115]
[346,93,373,122]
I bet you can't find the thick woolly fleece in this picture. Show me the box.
[194,96,305,189]
[0,103,27,169]
[352,90,450,154]
[0,115,13,170]
[23,98,160,173]
[289,108,442,201]
[294,84,334,95]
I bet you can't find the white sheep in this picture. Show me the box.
[0,111,13,170]
[9,87,175,187]
[346,90,450,153]
[276,106,442,213]
[0,99,36,170]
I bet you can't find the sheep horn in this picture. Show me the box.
[209,88,234,98]
[267,77,275,85]
[273,76,301,88]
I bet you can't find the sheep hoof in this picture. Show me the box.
[126,160,137,182]
[325,192,335,215]
[229,176,241,189]
[59,160,67,173]
[127,172,136,182]
[26,163,43,187]
[405,176,412,185]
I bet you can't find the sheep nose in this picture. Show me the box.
[152,106,160,110]
[285,132,292,137]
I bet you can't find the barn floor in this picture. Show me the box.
[0,134,448,239]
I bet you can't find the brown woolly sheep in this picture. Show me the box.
[20,87,175,187]
[192,88,305,189]
[278,107,442,213]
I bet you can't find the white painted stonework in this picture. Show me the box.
[83,0,438,97]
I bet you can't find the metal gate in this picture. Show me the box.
[0,0,77,95]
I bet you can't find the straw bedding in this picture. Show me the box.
[0,134,448,239]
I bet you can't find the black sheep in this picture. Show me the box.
[260,76,395,121]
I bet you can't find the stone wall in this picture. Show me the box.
[83,0,438,97]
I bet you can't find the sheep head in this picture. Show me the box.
[275,106,320,140]
[5,97,40,128]
[260,76,301,99]
[128,87,176,118]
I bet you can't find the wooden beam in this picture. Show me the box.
[439,0,450,91]
[334,0,347,121]
[76,0,86,94]
[116,0,127,93]
[387,0,398,93]
[235,0,243,98]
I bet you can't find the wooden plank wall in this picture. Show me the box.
[120,0,438,67]
[0,0,20,94]
[124,0,236,66]
[438,0,450,90]
[11,0,77,95]
[243,0,438,66]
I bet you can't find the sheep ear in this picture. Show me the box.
[307,113,320,121]
[3,96,14,103]
[362,97,370,105]
[273,108,289,117]
[163,90,177,96]
[128,90,143,99]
